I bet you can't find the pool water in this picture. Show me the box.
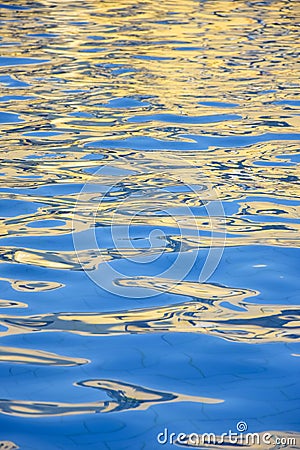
[0,0,299,449]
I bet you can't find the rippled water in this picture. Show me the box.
[0,0,299,449]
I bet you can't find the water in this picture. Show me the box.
[0,0,299,449]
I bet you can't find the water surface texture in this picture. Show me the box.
[0,0,299,449]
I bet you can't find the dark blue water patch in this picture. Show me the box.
[220,197,300,218]
[0,364,93,403]
[100,97,150,109]
[105,249,195,279]
[0,57,49,67]
[184,132,300,148]
[0,332,298,448]
[67,120,115,128]
[0,75,30,88]
[80,48,107,53]
[85,136,203,151]
[16,175,43,179]
[198,101,240,108]
[173,46,205,51]
[0,111,23,124]
[69,112,94,118]
[83,166,106,174]
[237,214,300,224]
[62,89,87,94]
[0,95,35,102]
[0,234,76,251]
[219,301,248,312]
[25,153,66,160]
[278,153,300,164]
[82,153,105,160]
[87,36,105,41]
[240,195,300,207]
[208,245,300,305]
[127,113,242,124]
[0,221,182,250]
[27,220,66,229]
[85,133,300,151]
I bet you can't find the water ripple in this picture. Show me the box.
[0,0,299,447]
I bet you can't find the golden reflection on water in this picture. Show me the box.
[0,442,19,450]
[0,346,88,366]
[0,379,222,417]
[0,278,299,344]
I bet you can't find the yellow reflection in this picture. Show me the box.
[0,0,299,362]
[0,299,27,309]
